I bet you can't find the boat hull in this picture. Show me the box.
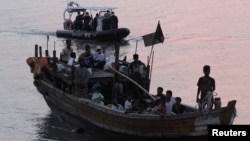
[34,79,237,141]
[43,96,207,141]
[56,28,130,41]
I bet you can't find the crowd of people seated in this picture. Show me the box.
[57,42,185,115]
[103,88,185,115]
[68,10,118,31]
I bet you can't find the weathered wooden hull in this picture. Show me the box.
[56,28,130,41]
[34,79,237,140]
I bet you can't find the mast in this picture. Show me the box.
[112,30,120,97]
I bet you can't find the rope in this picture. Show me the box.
[201,91,217,115]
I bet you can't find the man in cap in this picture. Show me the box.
[94,45,105,69]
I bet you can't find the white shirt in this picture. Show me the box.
[165,97,176,115]
[67,57,75,66]
[124,100,132,110]
[96,16,103,31]
[94,52,105,61]
[61,47,73,62]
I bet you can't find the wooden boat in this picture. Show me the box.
[26,40,237,141]
[56,1,130,41]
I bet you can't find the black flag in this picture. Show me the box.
[154,22,164,44]
[142,22,164,47]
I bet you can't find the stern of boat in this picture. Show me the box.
[222,100,237,125]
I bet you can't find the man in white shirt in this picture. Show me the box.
[61,40,73,63]
[67,52,76,66]
[124,95,132,111]
[165,90,176,116]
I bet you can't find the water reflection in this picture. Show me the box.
[35,113,146,141]
[35,112,106,141]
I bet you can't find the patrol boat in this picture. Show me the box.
[56,1,130,41]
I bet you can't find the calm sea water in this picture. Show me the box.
[0,0,250,140]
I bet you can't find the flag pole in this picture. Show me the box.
[147,44,154,66]
[135,39,138,54]
[149,51,154,80]
[143,20,164,66]
[147,21,159,65]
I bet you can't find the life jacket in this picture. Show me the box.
[26,57,48,78]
